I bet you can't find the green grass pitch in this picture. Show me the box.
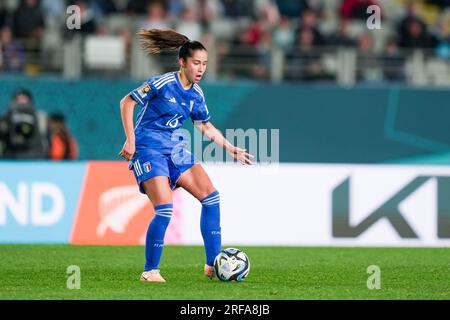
[0,245,449,300]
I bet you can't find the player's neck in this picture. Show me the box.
[178,70,193,90]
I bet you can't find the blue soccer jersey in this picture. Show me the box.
[129,71,210,155]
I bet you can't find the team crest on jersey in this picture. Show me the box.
[137,84,151,98]
[143,162,151,173]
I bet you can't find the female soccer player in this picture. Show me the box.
[119,29,253,282]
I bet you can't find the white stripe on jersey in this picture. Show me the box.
[131,91,144,106]
[193,84,205,100]
[153,72,175,86]
[155,77,175,90]
[135,102,148,129]
[153,72,174,83]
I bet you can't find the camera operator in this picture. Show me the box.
[0,89,49,159]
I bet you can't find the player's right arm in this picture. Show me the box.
[119,81,158,160]
[118,94,136,161]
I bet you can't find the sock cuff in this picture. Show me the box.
[154,203,173,211]
[201,191,220,206]
[154,203,173,218]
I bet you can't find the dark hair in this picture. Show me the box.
[137,29,207,60]
[12,88,33,102]
[49,112,66,123]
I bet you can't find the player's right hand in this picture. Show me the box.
[228,146,254,165]
[119,140,135,161]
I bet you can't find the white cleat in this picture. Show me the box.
[140,270,166,283]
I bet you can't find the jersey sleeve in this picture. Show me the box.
[129,81,157,107]
[190,95,211,123]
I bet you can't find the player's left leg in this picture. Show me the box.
[176,164,221,278]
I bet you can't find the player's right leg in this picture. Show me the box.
[140,176,173,283]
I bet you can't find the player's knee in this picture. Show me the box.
[198,184,217,200]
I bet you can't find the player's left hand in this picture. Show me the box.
[228,146,254,165]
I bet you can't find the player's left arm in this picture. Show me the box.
[194,121,254,165]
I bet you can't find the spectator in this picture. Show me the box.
[13,0,45,40]
[397,1,433,48]
[48,113,79,160]
[399,18,434,48]
[275,0,309,18]
[167,0,204,19]
[0,88,49,160]
[358,32,374,54]
[290,27,330,81]
[196,0,224,24]
[357,32,382,81]
[0,3,12,28]
[255,0,280,26]
[295,9,325,47]
[340,0,382,21]
[0,25,26,72]
[238,16,267,47]
[273,15,295,50]
[140,1,171,31]
[327,19,356,47]
[221,0,254,17]
[434,20,450,59]
[166,0,184,18]
[126,0,150,14]
[298,26,315,51]
[176,6,202,41]
[12,0,44,68]
[226,16,270,79]
[382,37,405,81]
[41,0,65,19]
[89,0,118,16]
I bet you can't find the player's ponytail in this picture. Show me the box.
[137,29,207,60]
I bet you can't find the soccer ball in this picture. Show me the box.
[214,248,250,282]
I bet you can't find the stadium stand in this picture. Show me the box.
[0,0,449,84]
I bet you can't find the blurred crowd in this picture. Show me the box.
[0,0,450,79]
[0,88,78,160]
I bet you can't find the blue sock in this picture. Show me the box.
[144,204,173,271]
[200,191,222,266]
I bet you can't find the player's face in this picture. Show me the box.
[181,50,208,84]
